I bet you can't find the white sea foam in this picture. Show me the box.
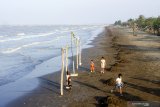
[17,33,25,36]
[0,32,55,43]
[1,35,65,54]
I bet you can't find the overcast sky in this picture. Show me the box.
[0,0,160,25]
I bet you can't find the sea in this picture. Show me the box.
[0,25,105,106]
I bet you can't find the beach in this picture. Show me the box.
[6,26,160,107]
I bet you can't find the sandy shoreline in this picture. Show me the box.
[7,26,160,107]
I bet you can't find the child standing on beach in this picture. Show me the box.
[90,60,95,72]
[101,57,106,74]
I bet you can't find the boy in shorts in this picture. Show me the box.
[111,73,123,96]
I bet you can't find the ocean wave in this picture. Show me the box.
[1,35,65,54]
[17,33,25,36]
[0,26,103,43]
[0,32,55,43]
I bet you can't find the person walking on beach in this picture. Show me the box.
[90,60,95,72]
[116,73,123,96]
[100,57,106,74]
[111,73,123,96]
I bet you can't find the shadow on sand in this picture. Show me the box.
[114,92,143,101]
[130,77,160,86]
[124,82,160,97]
[99,79,107,84]
[74,80,105,92]
[78,66,90,72]
[38,77,60,94]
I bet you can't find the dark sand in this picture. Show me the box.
[7,27,160,107]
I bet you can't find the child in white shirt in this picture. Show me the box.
[101,57,106,74]
[111,73,123,96]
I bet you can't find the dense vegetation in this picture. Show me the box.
[114,15,160,36]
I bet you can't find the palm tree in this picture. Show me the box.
[128,19,136,36]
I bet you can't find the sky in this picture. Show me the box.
[0,0,160,25]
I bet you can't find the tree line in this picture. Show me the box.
[114,15,160,36]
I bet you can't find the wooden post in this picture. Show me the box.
[76,38,79,70]
[65,45,68,72]
[71,32,75,74]
[60,48,65,95]
[70,32,79,76]
[79,39,82,66]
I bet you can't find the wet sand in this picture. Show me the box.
[7,26,160,107]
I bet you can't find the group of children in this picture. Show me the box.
[90,56,124,96]
[90,57,106,74]
[66,56,124,96]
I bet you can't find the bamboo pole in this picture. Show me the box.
[60,48,65,95]
[71,32,75,74]
[79,39,82,66]
[76,38,79,70]
[65,45,68,72]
